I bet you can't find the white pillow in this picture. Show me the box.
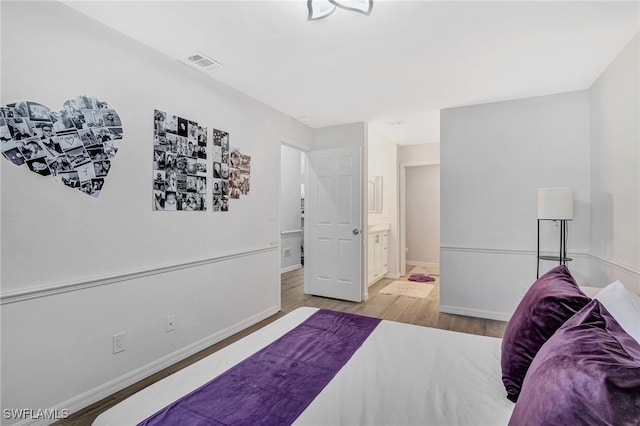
[595,281,640,343]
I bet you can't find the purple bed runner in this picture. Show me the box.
[138,309,381,426]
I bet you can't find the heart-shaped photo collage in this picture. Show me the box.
[1,96,123,198]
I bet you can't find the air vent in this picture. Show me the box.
[385,120,405,126]
[184,52,224,72]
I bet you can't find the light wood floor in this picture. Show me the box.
[57,266,506,425]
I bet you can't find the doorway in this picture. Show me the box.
[280,144,306,274]
[399,163,440,276]
[279,141,363,303]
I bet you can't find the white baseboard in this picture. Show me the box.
[406,261,439,268]
[439,304,511,322]
[280,263,302,274]
[368,275,384,287]
[384,272,401,280]
[40,305,281,426]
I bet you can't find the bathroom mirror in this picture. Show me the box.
[368,176,383,213]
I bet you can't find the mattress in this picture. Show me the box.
[93,307,514,425]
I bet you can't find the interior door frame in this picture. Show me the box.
[279,138,311,309]
[304,145,364,302]
[399,160,440,277]
[280,138,367,303]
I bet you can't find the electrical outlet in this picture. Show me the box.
[283,247,291,257]
[113,332,125,354]
[166,315,176,332]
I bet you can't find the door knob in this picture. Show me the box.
[353,229,360,235]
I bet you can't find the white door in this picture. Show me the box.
[305,146,362,302]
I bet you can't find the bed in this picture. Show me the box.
[93,266,640,426]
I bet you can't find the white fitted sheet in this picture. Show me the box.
[93,307,514,425]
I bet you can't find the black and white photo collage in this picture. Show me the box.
[211,128,229,212]
[153,110,251,213]
[211,128,251,212]
[228,146,251,200]
[0,96,123,198]
[153,110,207,211]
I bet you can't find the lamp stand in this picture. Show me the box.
[537,219,572,278]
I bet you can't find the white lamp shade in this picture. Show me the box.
[537,187,574,220]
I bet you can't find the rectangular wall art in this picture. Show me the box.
[211,128,229,212]
[153,110,207,211]
[211,128,251,212]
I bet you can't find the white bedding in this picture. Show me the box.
[94,307,514,425]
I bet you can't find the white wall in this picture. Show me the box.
[280,145,304,272]
[367,127,399,278]
[0,1,312,421]
[398,143,440,165]
[406,165,440,264]
[440,91,591,320]
[588,33,640,293]
[313,123,367,150]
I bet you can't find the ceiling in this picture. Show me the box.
[62,1,639,146]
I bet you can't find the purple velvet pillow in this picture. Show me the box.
[501,265,590,402]
[509,300,640,425]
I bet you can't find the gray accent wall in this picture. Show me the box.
[588,34,640,292]
[440,32,639,320]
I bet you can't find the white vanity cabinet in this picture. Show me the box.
[368,224,389,286]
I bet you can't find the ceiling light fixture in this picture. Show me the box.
[307,0,373,21]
